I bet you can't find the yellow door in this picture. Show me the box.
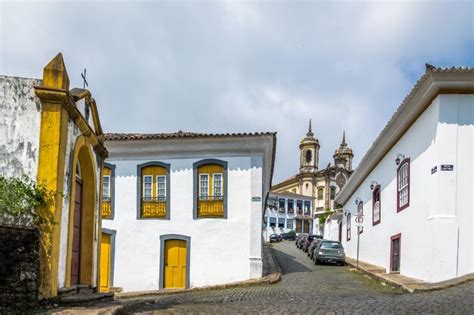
[99,233,111,292]
[164,240,187,289]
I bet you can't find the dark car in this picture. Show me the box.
[295,233,304,245]
[296,234,308,249]
[302,235,321,252]
[308,238,324,259]
[281,232,296,241]
[269,234,280,243]
[313,240,345,265]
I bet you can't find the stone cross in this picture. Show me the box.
[81,68,89,89]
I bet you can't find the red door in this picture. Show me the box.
[71,178,82,285]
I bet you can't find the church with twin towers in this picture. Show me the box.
[271,120,354,237]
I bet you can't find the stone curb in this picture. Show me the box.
[109,246,282,313]
[345,259,410,292]
[346,259,474,293]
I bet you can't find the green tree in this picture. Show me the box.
[318,208,333,226]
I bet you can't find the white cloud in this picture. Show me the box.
[1,0,472,182]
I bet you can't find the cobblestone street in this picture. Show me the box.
[130,241,474,314]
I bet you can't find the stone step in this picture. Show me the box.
[76,284,94,294]
[58,287,77,297]
[58,292,114,305]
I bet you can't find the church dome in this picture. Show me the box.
[334,131,353,157]
[299,119,319,148]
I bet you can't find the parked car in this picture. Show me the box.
[296,234,308,249]
[308,238,324,259]
[313,240,345,266]
[269,234,280,243]
[281,231,296,241]
[295,233,304,245]
[302,235,321,252]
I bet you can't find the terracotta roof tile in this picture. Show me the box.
[105,131,276,141]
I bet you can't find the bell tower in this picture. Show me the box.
[333,131,354,171]
[299,119,320,173]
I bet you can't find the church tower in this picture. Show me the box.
[333,131,353,171]
[299,119,320,173]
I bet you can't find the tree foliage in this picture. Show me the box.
[0,175,54,228]
[318,208,333,225]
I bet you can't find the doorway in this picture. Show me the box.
[390,234,401,273]
[70,177,82,285]
[164,239,187,289]
[100,233,111,292]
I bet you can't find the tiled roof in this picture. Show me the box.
[105,131,276,141]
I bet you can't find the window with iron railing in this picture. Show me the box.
[304,201,311,216]
[138,163,170,219]
[196,162,225,218]
[296,200,303,215]
[278,198,286,213]
[101,163,115,219]
[287,199,294,214]
[268,197,278,210]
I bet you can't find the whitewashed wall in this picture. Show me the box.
[102,155,264,292]
[0,76,42,178]
[341,94,473,283]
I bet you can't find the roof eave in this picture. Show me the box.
[336,69,474,205]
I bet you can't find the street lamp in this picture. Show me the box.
[395,153,405,165]
[370,181,378,190]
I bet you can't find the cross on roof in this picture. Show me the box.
[81,68,88,89]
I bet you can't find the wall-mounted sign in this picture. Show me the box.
[431,166,437,174]
[252,196,262,202]
[441,164,454,171]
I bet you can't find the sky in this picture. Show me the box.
[1,1,473,183]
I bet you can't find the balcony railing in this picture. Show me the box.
[141,197,167,218]
[101,197,111,218]
[198,195,224,218]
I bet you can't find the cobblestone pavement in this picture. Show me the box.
[130,241,474,314]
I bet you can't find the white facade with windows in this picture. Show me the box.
[336,66,474,283]
[101,132,275,292]
[263,192,314,241]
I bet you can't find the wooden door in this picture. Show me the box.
[390,234,401,272]
[99,233,111,292]
[71,178,83,285]
[296,219,302,233]
[164,240,187,289]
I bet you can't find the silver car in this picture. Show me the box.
[313,240,345,266]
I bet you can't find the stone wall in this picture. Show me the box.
[0,76,42,178]
[0,225,40,311]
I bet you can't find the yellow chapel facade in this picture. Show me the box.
[0,53,108,299]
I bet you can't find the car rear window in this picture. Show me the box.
[321,242,343,249]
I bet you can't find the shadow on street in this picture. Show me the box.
[271,244,312,275]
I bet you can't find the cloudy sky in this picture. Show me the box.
[1,1,473,182]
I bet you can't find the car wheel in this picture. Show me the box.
[314,259,319,265]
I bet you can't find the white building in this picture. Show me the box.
[263,192,314,241]
[336,65,473,283]
[100,132,276,292]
